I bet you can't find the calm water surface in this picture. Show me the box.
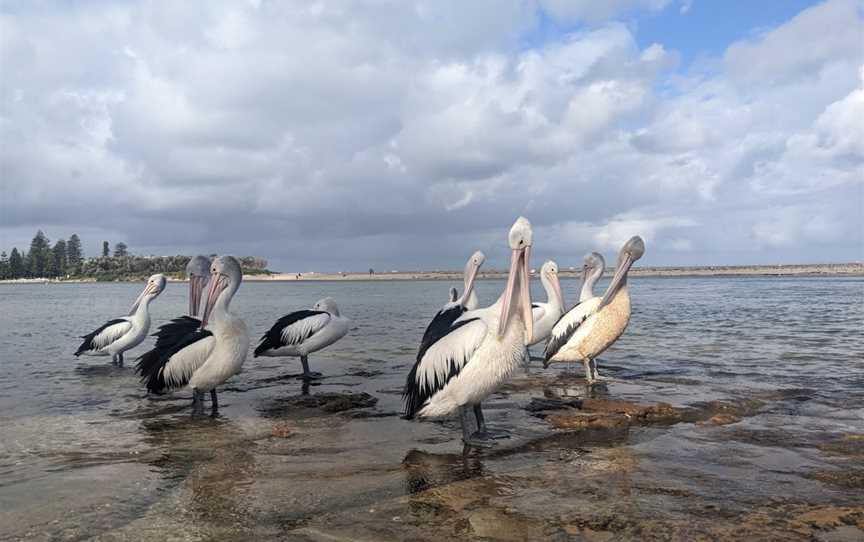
[0,277,862,540]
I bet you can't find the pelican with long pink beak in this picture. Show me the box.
[137,256,248,416]
[403,217,534,446]
[74,274,167,366]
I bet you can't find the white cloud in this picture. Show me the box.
[0,0,862,269]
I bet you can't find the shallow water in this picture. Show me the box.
[1,277,863,541]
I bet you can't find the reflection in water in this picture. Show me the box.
[402,449,485,494]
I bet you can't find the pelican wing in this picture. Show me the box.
[254,310,330,356]
[403,312,486,419]
[75,318,131,355]
[151,315,201,350]
[544,297,601,361]
[136,328,215,393]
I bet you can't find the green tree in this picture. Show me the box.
[113,242,128,257]
[67,234,83,274]
[28,230,51,277]
[9,248,24,279]
[0,251,8,279]
[102,241,109,257]
[52,239,68,277]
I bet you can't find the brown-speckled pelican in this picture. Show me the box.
[74,274,167,366]
[544,237,645,383]
[137,256,249,415]
[403,217,533,446]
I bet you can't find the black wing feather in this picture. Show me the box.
[136,319,213,394]
[74,318,127,356]
[253,310,327,357]
[402,305,478,419]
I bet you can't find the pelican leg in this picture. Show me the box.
[459,406,475,443]
[210,389,219,416]
[583,358,594,384]
[111,354,117,365]
[191,389,205,416]
[470,403,509,441]
[117,352,124,368]
[591,358,606,382]
[300,355,323,380]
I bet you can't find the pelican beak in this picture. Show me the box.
[461,260,481,305]
[498,246,533,343]
[128,283,155,315]
[598,253,633,310]
[201,273,227,328]
[551,271,564,308]
[188,275,206,317]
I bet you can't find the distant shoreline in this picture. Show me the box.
[4,263,860,284]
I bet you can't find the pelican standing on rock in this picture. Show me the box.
[544,237,645,383]
[403,217,534,446]
[74,274,167,366]
[137,256,249,415]
[253,297,350,379]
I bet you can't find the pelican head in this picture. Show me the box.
[458,250,485,308]
[313,297,341,316]
[499,217,533,342]
[129,274,167,314]
[201,256,243,328]
[579,252,605,302]
[541,260,564,307]
[186,255,211,317]
[598,236,644,309]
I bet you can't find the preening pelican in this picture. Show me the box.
[544,237,645,383]
[445,251,485,311]
[74,274,167,366]
[403,217,533,446]
[527,260,564,348]
[578,252,605,303]
[253,297,350,379]
[137,256,249,415]
[149,255,211,350]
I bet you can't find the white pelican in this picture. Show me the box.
[403,217,534,446]
[578,252,605,303]
[74,274,167,366]
[447,251,484,311]
[253,297,350,379]
[527,260,564,348]
[544,236,645,383]
[136,256,249,415]
[148,255,211,349]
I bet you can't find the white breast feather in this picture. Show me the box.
[162,335,216,388]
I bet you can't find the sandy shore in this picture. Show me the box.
[245,262,864,281]
[2,262,861,284]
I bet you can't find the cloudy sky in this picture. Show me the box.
[1,0,862,271]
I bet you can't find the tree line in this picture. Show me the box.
[0,230,269,281]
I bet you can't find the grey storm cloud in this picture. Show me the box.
[1,0,862,271]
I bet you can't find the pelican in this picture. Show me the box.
[74,274,167,366]
[253,297,350,379]
[136,256,249,415]
[448,251,484,311]
[149,255,211,350]
[527,260,564,348]
[544,237,645,383]
[578,252,605,303]
[403,217,533,446]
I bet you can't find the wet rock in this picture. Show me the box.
[467,507,550,540]
[696,413,741,427]
[808,470,864,490]
[258,392,379,418]
[545,412,630,431]
[271,422,294,438]
[524,397,582,412]
[820,434,864,459]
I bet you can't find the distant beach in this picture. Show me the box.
[2,263,862,284]
[243,262,864,282]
